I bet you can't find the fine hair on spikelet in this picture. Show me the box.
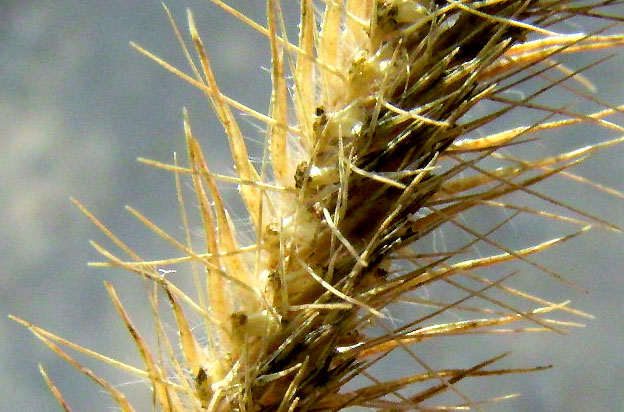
[11,1,624,411]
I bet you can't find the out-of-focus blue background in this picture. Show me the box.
[2,2,623,411]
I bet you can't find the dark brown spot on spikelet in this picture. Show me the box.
[12,1,624,411]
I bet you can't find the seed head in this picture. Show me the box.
[12,1,624,411]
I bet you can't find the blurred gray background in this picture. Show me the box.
[2,1,623,411]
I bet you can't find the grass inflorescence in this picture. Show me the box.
[11,0,624,411]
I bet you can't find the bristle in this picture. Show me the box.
[38,364,73,412]
[105,282,174,410]
[188,10,265,231]
[267,0,293,186]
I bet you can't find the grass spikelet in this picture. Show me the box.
[12,0,624,411]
